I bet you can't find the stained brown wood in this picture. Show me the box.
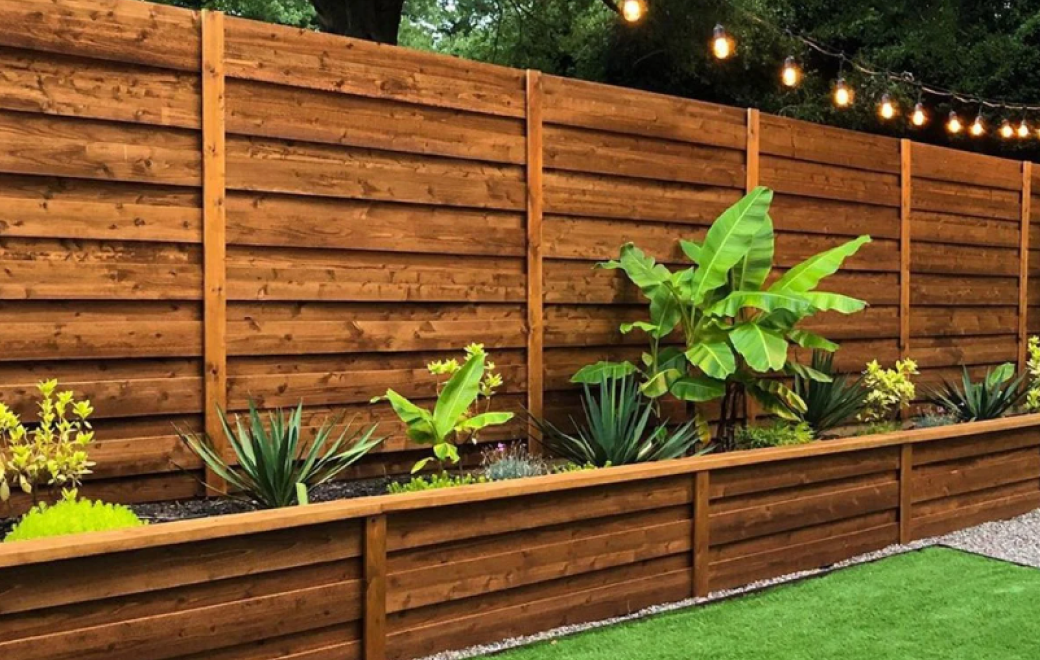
[900,139,911,358]
[526,70,545,455]
[692,470,710,597]
[202,10,228,494]
[365,516,388,660]
[899,443,912,543]
[1021,161,1033,371]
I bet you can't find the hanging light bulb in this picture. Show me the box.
[781,56,801,88]
[833,78,853,107]
[619,0,645,23]
[1000,119,1015,139]
[1018,119,1030,138]
[911,102,927,127]
[946,111,963,134]
[970,113,985,137]
[878,93,896,120]
[712,24,734,60]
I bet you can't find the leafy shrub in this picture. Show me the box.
[549,461,605,474]
[0,379,95,502]
[481,443,547,481]
[180,401,382,508]
[859,359,918,423]
[735,421,814,450]
[6,495,144,542]
[1025,336,1040,412]
[531,374,709,467]
[854,420,904,436]
[373,344,514,473]
[387,472,487,494]
[913,408,959,429]
[791,350,866,435]
[926,363,1025,422]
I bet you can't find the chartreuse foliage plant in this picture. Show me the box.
[373,344,514,473]
[5,493,144,542]
[735,421,814,450]
[531,374,708,467]
[926,363,1025,423]
[859,358,918,424]
[0,379,95,502]
[572,187,870,444]
[180,401,382,508]
[1025,336,1040,412]
[387,472,487,494]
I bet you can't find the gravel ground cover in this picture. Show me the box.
[419,508,1040,660]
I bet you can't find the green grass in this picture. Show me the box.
[490,548,1040,660]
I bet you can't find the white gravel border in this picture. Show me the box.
[418,508,1040,660]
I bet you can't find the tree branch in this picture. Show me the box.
[600,0,620,16]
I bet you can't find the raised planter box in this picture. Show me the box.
[2,415,1039,660]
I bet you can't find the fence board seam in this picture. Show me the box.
[899,139,911,361]
[1019,161,1032,371]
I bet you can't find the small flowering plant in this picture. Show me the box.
[373,344,514,473]
[858,358,918,424]
[0,379,95,502]
[1025,336,1040,412]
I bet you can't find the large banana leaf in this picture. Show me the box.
[732,212,774,291]
[432,354,484,439]
[731,322,788,372]
[680,239,702,264]
[687,187,772,303]
[671,375,726,402]
[746,379,806,418]
[686,341,737,379]
[598,243,671,292]
[770,235,871,293]
[572,361,637,383]
[801,291,867,314]
[708,290,813,318]
[648,285,683,338]
[788,329,839,352]
[379,390,436,443]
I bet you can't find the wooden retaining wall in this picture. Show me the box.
[1,416,1038,659]
[0,0,1036,506]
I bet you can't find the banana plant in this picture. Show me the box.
[572,186,871,444]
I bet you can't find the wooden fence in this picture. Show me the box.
[1,415,1038,660]
[0,0,1037,507]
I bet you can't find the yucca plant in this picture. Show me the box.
[530,375,710,467]
[180,401,383,508]
[791,350,867,436]
[926,363,1025,423]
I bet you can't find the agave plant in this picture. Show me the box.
[572,187,870,445]
[791,350,867,436]
[926,363,1025,423]
[530,374,709,467]
[180,401,383,508]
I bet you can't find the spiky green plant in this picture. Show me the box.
[180,401,383,508]
[926,363,1025,423]
[791,350,867,436]
[530,375,710,467]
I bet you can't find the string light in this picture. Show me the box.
[833,78,852,107]
[911,103,927,127]
[781,56,801,87]
[878,93,896,120]
[970,113,985,136]
[712,24,734,60]
[619,0,645,23]
[1000,119,1015,139]
[1018,119,1031,138]
[946,111,963,134]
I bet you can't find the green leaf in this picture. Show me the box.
[597,243,671,292]
[670,376,726,402]
[680,239,703,263]
[802,291,868,314]
[985,362,1015,388]
[747,380,806,419]
[412,457,433,474]
[788,329,839,352]
[730,323,788,372]
[620,321,660,335]
[457,412,514,432]
[732,212,774,291]
[640,368,682,398]
[708,290,813,318]
[770,235,871,293]
[433,443,460,463]
[381,390,437,444]
[648,285,682,338]
[688,187,773,303]
[786,361,833,383]
[685,341,737,379]
[432,354,484,440]
[571,361,638,383]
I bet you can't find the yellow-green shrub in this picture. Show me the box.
[1025,336,1040,412]
[859,359,918,423]
[5,495,144,542]
[0,380,95,502]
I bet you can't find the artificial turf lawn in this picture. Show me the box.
[490,548,1040,660]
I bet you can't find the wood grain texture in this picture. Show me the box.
[365,516,388,660]
[526,70,545,454]
[1021,162,1032,371]
[899,443,912,543]
[692,470,710,597]
[900,139,911,358]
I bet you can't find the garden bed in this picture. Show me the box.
[2,415,1038,660]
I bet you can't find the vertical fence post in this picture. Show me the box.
[692,470,711,597]
[201,10,228,494]
[744,109,761,424]
[364,515,388,660]
[899,140,912,367]
[899,443,913,543]
[525,70,545,455]
[1019,162,1032,372]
